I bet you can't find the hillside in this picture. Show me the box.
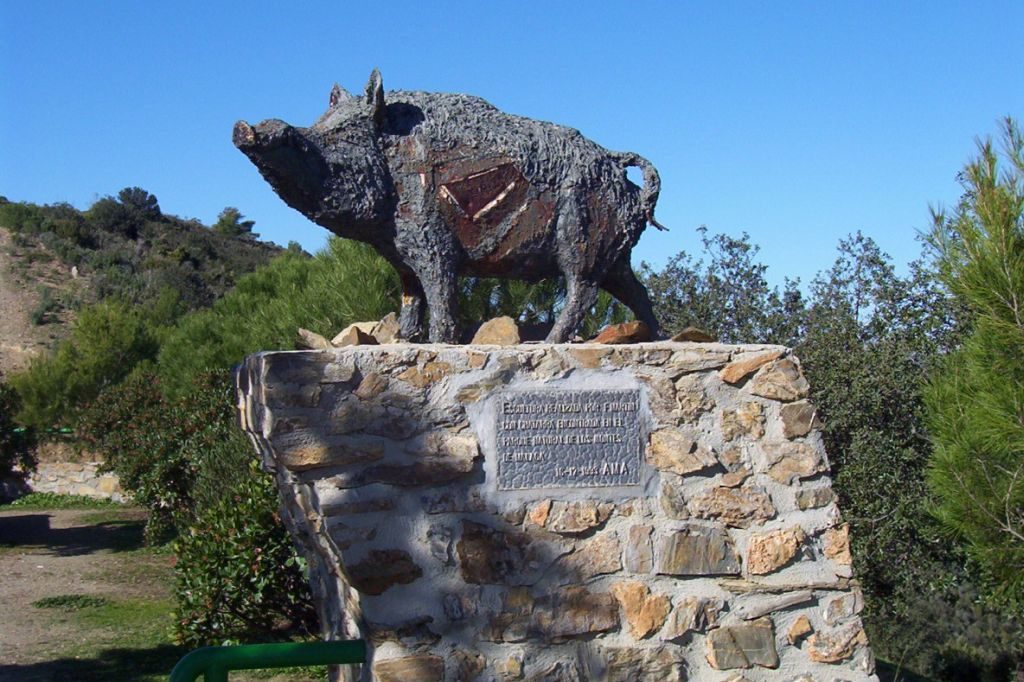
[0,228,85,378]
[0,191,288,379]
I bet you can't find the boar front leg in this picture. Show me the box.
[415,260,459,343]
[398,270,426,341]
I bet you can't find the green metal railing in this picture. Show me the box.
[168,640,366,682]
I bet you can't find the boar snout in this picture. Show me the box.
[233,119,296,152]
[232,120,256,149]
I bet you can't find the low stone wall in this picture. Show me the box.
[237,342,877,681]
[27,461,125,502]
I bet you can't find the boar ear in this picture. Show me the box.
[329,83,351,107]
[365,68,386,127]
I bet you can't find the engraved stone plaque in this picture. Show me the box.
[496,389,642,490]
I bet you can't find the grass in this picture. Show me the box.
[15,595,187,682]
[33,594,113,610]
[4,492,124,510]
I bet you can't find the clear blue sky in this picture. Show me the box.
[2,2,1021,288]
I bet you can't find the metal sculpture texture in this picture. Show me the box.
[234,70,666,343]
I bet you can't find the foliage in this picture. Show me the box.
[0,200,45,233]
[926,118,1024,604]
[157,237,400,397]
[77,370,238,543]
[86,196,144,239]
[29,285,60,325]
[641,227,805,345]
[117,187,161,219]
[77,369,316,643]
[10,300,160,430]
[174,461,317,646]
[0,382,35,478]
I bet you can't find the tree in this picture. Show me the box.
[926,118,1024,603]
[117,186,161,219]
[87,196,141,239]
[641,227,805,345]
[212,207,258,239]
[77,369,317,640]
[795,236,989,675]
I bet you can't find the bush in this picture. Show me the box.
[87,196,142,239]
[78,369,315,642]
[77,370,247,543]
[0,201,45,233]
[29,286,59,325]
[457,277,628,339]
[174,460,316,646]
[117,187,161,219]
[641,230,1023,678]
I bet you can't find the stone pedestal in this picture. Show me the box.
[236,342,877,681]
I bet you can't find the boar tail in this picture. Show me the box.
[616,152,668,231]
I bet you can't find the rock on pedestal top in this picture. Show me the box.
[236,341,877,681]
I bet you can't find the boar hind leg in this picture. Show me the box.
[547,277,598,343]
[398,271,426,341]
[601,258,661,338]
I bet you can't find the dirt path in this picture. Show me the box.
[0,507,176,680]
[0,507,322,681]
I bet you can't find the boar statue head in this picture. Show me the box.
[233,70,393,236]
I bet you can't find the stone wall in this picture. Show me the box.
[237,342,877,681]
[27,461,125,502]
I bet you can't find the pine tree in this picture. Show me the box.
[926,117,1024,600]
[212,206,258,239]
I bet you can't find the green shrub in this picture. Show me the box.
[77,370,236,542]
[77,368,315,643]
[640,230,1024,678]
[457,277,628,339]
[117,187,161,219]
[29,285,59,325]
[641,227,805,345]
[0,201,45,233]
[173,460,316,646]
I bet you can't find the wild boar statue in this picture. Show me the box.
[234,70,666,343]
